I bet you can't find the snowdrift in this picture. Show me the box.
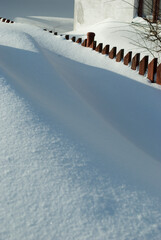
[0,20,161,240]
[0,22,161,195]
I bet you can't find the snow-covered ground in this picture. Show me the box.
[2,75,161,240]
[0,2,161,240]
[15,16,73,33]
[0,0,74,33]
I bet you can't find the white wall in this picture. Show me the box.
[74,0,136,30]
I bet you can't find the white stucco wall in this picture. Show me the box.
[74,0,137,30]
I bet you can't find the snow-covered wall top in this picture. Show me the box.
[74,0,137,30]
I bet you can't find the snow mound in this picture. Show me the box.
[1,77,161,240]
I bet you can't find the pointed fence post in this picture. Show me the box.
[65,35,69,40]
[148,58,157,82]
[156,64,161,84]
[116,49,124,62]
[131,53,140,70]
[76,38,82,44]
[124,51,132,65]
[81,39,87,47]
[87,32,95,47]
[109,47,117,59]
[102,45,110,55]
[71,36,76,42]
[95,43,103,53]
[139,56,149,75]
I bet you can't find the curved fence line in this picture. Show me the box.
[44,29,161,85]
[0,19,160,85]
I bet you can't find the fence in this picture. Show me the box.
[45,30,161,85]
[1,16,160,85]
[0,17,14,24]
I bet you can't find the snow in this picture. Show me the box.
[0,3,161,240]
[15,16,74,33]
[1,77,161,240]
[0,0,74,33]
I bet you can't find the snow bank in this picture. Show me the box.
[0,20,161,240]
[0,22,161,192]
[1,66,161,240]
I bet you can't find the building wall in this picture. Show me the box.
[74,0,137,30]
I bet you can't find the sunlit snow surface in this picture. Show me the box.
[0,18,161,239]
[1,78,161,239]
